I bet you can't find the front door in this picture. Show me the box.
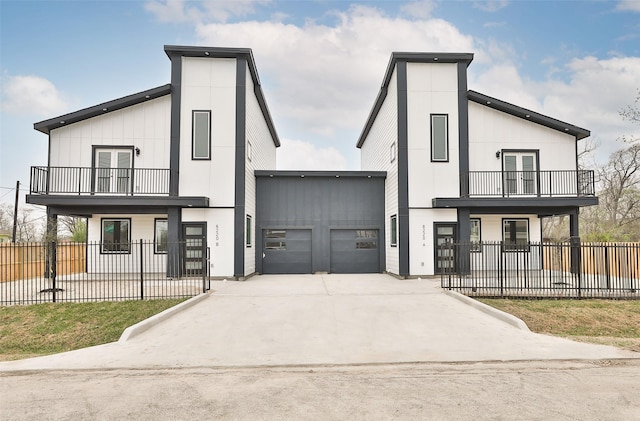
[94,148,133,194]
[434,223,456,274]
[183,223,207,277]
[503,152,537,196]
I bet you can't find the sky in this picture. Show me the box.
[1,0,640,208]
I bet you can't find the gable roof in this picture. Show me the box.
[468,90,590,140]
[34,84,171,135]
[357,52,474,148]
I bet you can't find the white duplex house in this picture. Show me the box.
[27,46,596,279]
[28,46,279,279]
[357,52,596,277]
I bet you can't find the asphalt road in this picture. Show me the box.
[2,360,640,420]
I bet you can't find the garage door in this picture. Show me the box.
[330,229,379,273]
[262,229,312,274]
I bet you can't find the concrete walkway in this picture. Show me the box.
[1,274,636,371]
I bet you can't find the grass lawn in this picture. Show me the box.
[478,299,640,352]
[0,299,186,361]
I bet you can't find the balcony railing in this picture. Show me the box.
[465,170,595,198]
[30,166,173,196]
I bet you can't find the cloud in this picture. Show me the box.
[616,0,640,12]
[145,0,270,23]
[1,75,68,117]
[473,1,509,12]
[277,138,348,170]
[194,4,477,140]
[400,0,437,19]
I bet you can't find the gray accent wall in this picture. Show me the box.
[396,61,410,277]
[234,58,247,277]
[255,172,386,274]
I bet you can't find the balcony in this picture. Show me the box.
[30,166,173,196]
[465,170,595,198]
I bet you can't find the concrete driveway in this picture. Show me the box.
[0,274,635,371]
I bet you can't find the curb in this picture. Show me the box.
[442,289,530,332]
[119,293,211,343]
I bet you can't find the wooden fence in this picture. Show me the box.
[543,242,640,278]
[0,242,86,282]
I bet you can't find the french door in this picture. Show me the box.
[94,149,133,194]
[503,152,537,196]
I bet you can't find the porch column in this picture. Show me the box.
[457,208,471,275]
[44,208,57,278]
[167,207,182,278]
[569,208,581,274]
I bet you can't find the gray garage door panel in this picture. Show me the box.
[263,229,312,274]
[330,229,379,273]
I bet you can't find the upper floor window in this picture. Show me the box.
[390,142,396,163]
[192,110,211,160]
[247,141,252,162]
[431,114,448,162]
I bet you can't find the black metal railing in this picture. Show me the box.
[1,240,210,305]
[465,170,595,197]
[30,166,173,196]
[440,241,639,299]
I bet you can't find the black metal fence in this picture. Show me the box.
[440,241,639,299]
[0,240,210,305]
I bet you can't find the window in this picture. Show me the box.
[390,215,397,247]
[356,230,378,250]
[246,215,252,247]
[101,219,131,253]
[247,141,252,162]
[390,142,396,162]
[470,219,481,252]
[265,229,285,250]
[192,110,211,160]
[431,114,448,162]
[502,219,529,251]
[155,219,168,254]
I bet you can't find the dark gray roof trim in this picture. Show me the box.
[357,52,474,148]
[468,91,590,140]
[34,85,171,134]
[255,170,386,178]
[432,196,598,208]
[164,45,281,147]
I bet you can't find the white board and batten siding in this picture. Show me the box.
[183,208,234,277]
[86,214,167,273]
[360,68,400,274]
[406,62,461,208]
[178,56,237,205]
[469,214,543,270]
[468,101,577,173]
[48,95,171,170]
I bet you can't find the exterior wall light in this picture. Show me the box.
[135,147,141,156]
[496,151,501,159]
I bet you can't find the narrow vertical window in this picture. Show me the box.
[192,110,211,160]
[246,215,252,247]
[247,141,252,162]
[155,219,168,254]
[470,218,481,252]
[390,142,396,163]
[390,215,397,247]
[431,114,448,162]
